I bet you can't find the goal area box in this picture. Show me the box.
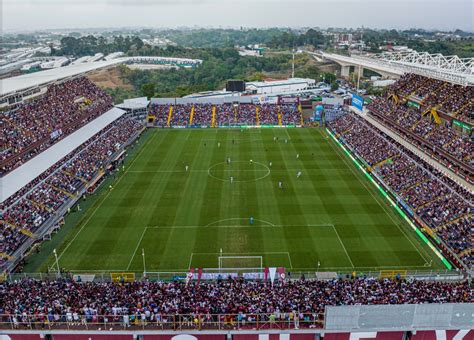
[218,256,263,271]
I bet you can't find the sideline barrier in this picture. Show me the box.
[5,268,463,283]
[0,313,324,331]
[160,125,302,129]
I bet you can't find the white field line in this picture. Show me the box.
[57,132,158,262]
[148,224,334,229]
[188,251,293,270]
[288,264,436,270]
[286,252,294,269]
[127,168,351,173]
[323,130,432,265]
[65,263,435,273]
[331,225,355,268]
[126,227,148,270]
[205,217,275,227]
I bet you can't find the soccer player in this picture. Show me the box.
[185,165,189,172]
[285,139,288,143]
[218,142,221,148]
[278,181,283,189]
[296,154,299,159]
[230,176,234,183]
[227,157,231,164]
[269,162,272,167]
[297,171,302,178]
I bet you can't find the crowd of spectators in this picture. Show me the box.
[1,77,113,175]
[0,276,471,329]
[149,103,302,127]
[367,98,473,174]
[385,73,473,123]
[367,73,472,177]
[192,104,213,126]
[1,118,143,270]
[215,103,235,126]
[328,113,473,269]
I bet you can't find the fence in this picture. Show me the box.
[4,268,464,283]
[0,313,324,331]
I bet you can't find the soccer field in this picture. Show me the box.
[40,128,444,274]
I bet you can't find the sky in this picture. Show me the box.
[2,0,473,32]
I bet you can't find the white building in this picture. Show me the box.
[245,78,316,95]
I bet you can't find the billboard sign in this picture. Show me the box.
[278,96,300,105]
[351,93,364,111]
[314,105,323,121]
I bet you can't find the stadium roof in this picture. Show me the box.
[246,77,316,89]
[0,107,125,203]
[0,59,127,97]
[116,97,150,110]
[1,56,204,97]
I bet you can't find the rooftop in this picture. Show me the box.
[1,107,125,203]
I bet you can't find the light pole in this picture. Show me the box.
[142,248,146,277]
[53,249,60,277]
[292,49,295,78]
[357,64,362,90]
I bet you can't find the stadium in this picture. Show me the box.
[0,43,473,339]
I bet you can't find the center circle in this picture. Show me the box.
[208,161,270,182]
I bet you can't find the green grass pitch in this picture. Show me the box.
[37,128,444,273]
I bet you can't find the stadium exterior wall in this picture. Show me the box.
[2,329,474,339]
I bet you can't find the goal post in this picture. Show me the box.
[218,256,263,272]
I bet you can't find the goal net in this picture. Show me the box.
[218,256,263,271]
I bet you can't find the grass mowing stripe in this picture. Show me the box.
[56,130,159,265]
[321,129,434,266]
[32,129,443,273]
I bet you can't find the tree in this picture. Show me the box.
[323,72,336,84]
[140,83,156,99]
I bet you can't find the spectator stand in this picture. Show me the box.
[1,118,144,274]
[148,101,304,128]
[326,113,472,273]
[0,276,471,332]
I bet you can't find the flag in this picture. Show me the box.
[277,267,286,283]
[264,267,269,281]
[185,268,195,286]
[197,268,203,284]
[269,267,277,286]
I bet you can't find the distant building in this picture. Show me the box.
[236,45,264,57]
[245,78,316,95]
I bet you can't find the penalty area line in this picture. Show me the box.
[147,223,334,229]
[331,224,355,268]
[127,227,148,270]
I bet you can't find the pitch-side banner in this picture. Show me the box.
[351,93,364,111]
[269,267,277,284]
